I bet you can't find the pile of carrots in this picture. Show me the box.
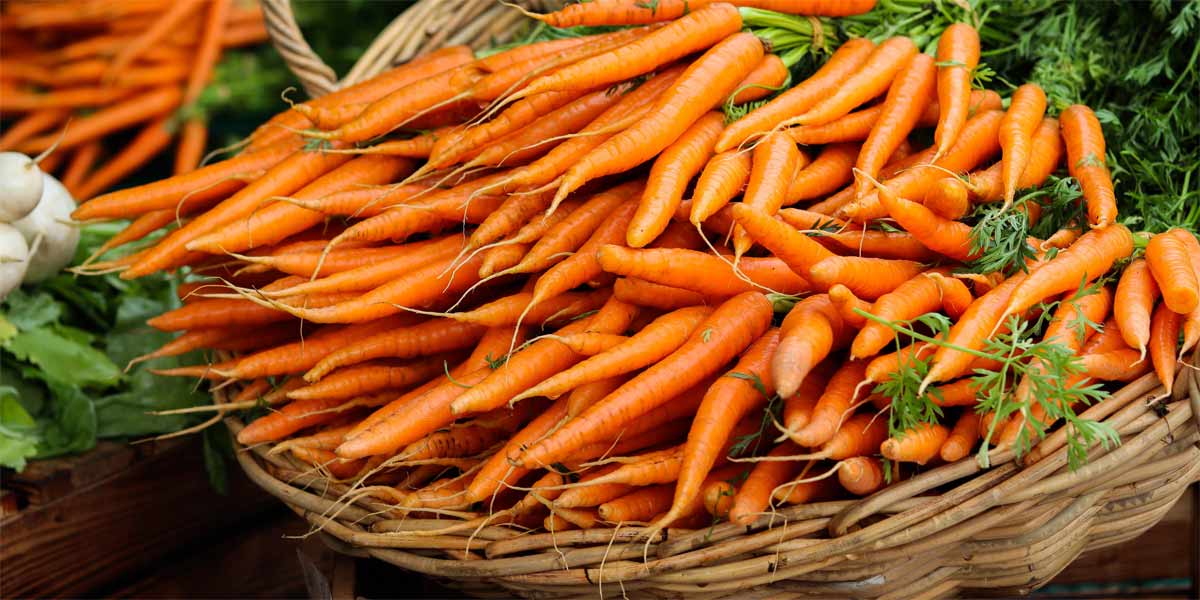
[0,0,268,199]
[74,1,1198,534]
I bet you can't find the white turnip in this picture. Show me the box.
[0,152,44,223]
[0,223,30,300]
[13,173,79,283]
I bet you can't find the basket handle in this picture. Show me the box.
[261,0,566,99]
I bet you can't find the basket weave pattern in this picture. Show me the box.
[228,365,1199,598]
[238,4,1200,596]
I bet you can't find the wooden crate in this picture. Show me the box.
[0,437,279,597]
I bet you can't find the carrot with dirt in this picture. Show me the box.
[932,23,980,160]
[517,292,771,468]
[854,52,936,199]
[732,131,804,257]
[552,32,764,208]
[997,83,1047,207]
[629,112,725,247]
[1060,104,1118,228]
[717,38,875,151]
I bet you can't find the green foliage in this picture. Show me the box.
[0,224,208,471]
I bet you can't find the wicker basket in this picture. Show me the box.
[231,3,1200,597]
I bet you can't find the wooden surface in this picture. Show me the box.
[0,437,279,598]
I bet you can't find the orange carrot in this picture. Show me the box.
[689,150,753,224]
[729,203,836,279]
[780,363,833,444]
[716,38,875,152]
[1173,230,1200,357]
[786,89,1001,146]
[851,268,950,359]
[629,112,725,247]
[773,294,846,398]
[1060,104,1118,228]
[854,52,936,198]
[787,37,918,127]
[733,131,804,257]
[597,245,811,296]
[1002,225,1133,320]
[1148,302,1183,393]
[939,411,982,463]
[59,141,101,196]
[828,284,872,329]
[1145,229,1199,315]
[784,142,859,205]
[932,23,980,160]
[518,292,771,468]
[882,422,949,465]
[838,456,886,495]
[997,83,1047,207]
[727,441,803,524]
[1114,258,1161,359]
[303,320,488,382]
[808,256,925,301]
[790,359,867,447]
[288,358,451,401]
[553,32,764,206]
[75,118,175,201]
[173,119,208,175]
[22,87,183,153]
[922,176,970,221]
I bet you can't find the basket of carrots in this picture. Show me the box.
[69,1,1200,597]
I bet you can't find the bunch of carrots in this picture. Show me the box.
[0,0,268,200]
[72,0,1197,535]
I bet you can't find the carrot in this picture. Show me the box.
[508,181,644,275]
[552,32,764,206]
[597,245,811,296]
[773,294,847,398]
[529,200,639,307]
[932,23,980,160]
[1081,349,1152,382]
[1114,258,1161,360]
[629,112,725,248]
[1060,104,1118,229]
[435,290,611,330]
[75,118,175,201]
[121,146,355,277]
[551,333,631,356]
[851,268,950,359]
[287,358,452,401]
[789,359,867,447]
[0,108,69,151]
[106,0,203,77]
[689,150,753,224]
[511,306,712,402]
[665,329,779,526]
[838,456,886,496]
[72,142,295,220]
[128,322,298,367]
[842,109,1004,221]
[465,90,626,172]
[808,256,925,301]
[854,53,936,198]
[1172,230,1200,357]
[479,244,528,278]
[184,0,232,103]
[882,422,949,465]
[930,272,974,320]
[59,141,101,196]
[145,294,333,331]
[729,53,790,105]
[187,155,414,254]
[922,176,970,221]
[997,83,1047,207]
[780,363,833,445]
[828,284,872,329]
[1149,302,1183,394]
[787,37,918,127]
[784,142,860,205]
[1002,225,1133,320]
[716,38,875,152]
[218,317,419,381]
[515,3,742,103]
[21,87,182,153]
[556,469,633,509]
[0,86,138,112]
[303,320,487,382]
[727,441,803,524]
[288,447,364,480]
[173,119,208,175]
[921,271,1028,389]
[449,298,639,415]
[733,131,804,257]
[823,229,940,263]
[613,277,709,310]
[1145,229,1199,315]
[237,396,364,446]
[260,236,465,298]
[598,484,675,523]
[527,0,875,27]
[965,117,1063,204]
[785,90,1001,146]
[518,292,771,469]
[729,204,836,279]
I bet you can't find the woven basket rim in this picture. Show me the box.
[222,359,1200,597]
